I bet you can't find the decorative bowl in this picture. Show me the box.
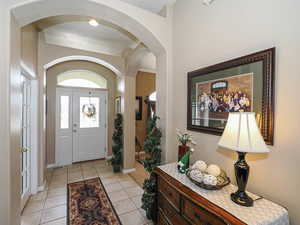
[186,169,230,190]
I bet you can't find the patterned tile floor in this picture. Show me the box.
[21,159,153,225]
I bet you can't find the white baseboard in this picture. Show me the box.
[106,155,112,160]
[37,180,47,192]
[47,164,58,169]
[122,168,136,174]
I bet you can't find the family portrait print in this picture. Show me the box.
[195,73,253,122]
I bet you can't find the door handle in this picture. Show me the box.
[21,148,29,153]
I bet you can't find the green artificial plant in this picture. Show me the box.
[141,115,162,220]
[111,113,123,173]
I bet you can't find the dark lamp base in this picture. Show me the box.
[231,191,253,207]
[231,152,254,207]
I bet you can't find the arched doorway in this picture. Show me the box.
[44,55,122,77]
[46,60,118,168]
[10,0,171,164]
[7,1,171,223]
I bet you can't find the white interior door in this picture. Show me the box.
[56,88,107,166]
[72,90,107,162]
[21,76,31,210]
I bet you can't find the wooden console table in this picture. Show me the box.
[153,163,289,225]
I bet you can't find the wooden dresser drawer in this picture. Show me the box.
[158,177,180,211]
[182,198,227,225]
[158,210,170,225]
[158,193,189,225]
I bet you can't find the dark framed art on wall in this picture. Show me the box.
[187,48,275,145]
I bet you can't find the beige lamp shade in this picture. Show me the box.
[218,112,270,153]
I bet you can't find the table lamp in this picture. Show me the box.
[218,112,270,207]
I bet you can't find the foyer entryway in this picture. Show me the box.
[56,88,107,166]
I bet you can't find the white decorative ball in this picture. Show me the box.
[192,160,207,172]
[203,174,218,186]
[206,164,221,177]
[190,169,204,183]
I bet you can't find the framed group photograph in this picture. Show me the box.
[187,48,275,145]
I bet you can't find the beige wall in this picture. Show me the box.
[9,14,22,225]
[21,24,38,76]
[123,76,136,171]
[135,71,156,149]
[0,4,10,224]
[46,60,117,164]
[115,75,136,171]
[172,0,300,224]
[1,14,39,225]
[39,36,125,74]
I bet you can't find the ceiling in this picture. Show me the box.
[119,0,176,13]
[33,0,176,57]
[42,21,137,56]
[36,16,140,56]
[45,22,133,43]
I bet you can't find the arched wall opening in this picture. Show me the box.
[44,55,122,76]
[4,1,174,223]
[7,2,172,223]
[45,59,118,167]
[12,0,168,54]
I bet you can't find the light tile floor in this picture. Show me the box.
[21,160,153,225]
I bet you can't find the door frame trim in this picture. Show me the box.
[20,68,39,210]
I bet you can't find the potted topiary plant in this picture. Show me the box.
[141,115,162,220]
[111,113,123,173]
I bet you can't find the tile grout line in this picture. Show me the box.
[40,167,66,225]
[39,216,66,225]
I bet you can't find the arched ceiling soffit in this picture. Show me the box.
[44,55,122,77]
[11,0,167,55]
[34,15,139,43]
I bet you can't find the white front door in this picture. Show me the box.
[56,88,107,166]
[72,90,107,162]
[21,75,31,210]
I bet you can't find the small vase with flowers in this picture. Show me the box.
[176,129,197,170]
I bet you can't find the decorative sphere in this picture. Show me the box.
[190,169,204,183]
[206,164,221,177]
[192,160,207,172]
[203,174,218,186]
